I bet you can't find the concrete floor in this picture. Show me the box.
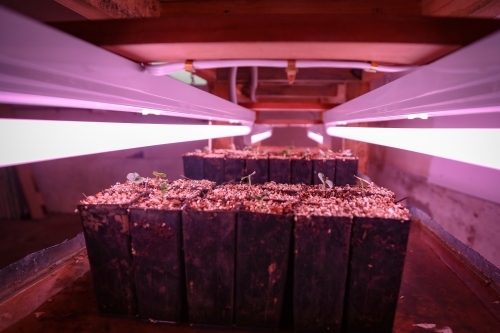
[0,213,82,269]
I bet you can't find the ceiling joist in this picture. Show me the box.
[50,14,500,65]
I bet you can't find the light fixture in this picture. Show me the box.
[307,130,324,144]
[251,130,273,144]
[323,30,500,125]
[0,119,251,167]
[326,126,500,170]
[0,7,255,125]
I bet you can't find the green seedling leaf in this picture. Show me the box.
[153,171,166,180]
[241,171,256,186]
[318,172,326,184]
[127,172,144,187]
[318,172,332,189]
[319,149,326,156]
[353,175,371,189]
[127,172,144,183]
[161,182,168,195]
[243,146,251,151]
[254,194,267,209]
[289,145,295,150]
[342,149,352,156]
[203,146,210,152]
[305,148,311,155]
[282,149,288,156]
[195,149,201,153]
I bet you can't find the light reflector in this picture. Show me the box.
[326,127,500,170]
[0,119,251,167]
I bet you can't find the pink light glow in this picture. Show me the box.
[326,127,500,170]
[0,119,251,167]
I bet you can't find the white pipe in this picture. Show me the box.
[250,67,258,102]
[229,67,238,103]
[144,60,416,76]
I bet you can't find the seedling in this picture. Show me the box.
[153,171,166,182]
[319,149,326,156]
[203,146,210,152]
[243,146,251,151]
[305,148,311,155]
[318,172,333,189]
[127,172,144,188]
[342,149,352,157]
[281,149,288,157]
[195,149,202,153]
[289,145,295,150]
[353,175,372,189]
[254,194,267,209]
[241,171,256,185]
[161,182,168,195]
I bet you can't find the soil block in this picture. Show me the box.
[291,157,313,185]
[343,217,411,333]
[182,208,236,326]
[224,156,246,183]
[78,204,136,316]
[203,154,225,185]
[312,158,336,186]
[182,154,203,180]
[269,157,291,184]
[293,213,352,332]
[129,208,184,322]
[335,157,358,186]
[245,156,269,184]
[234,210,293,329]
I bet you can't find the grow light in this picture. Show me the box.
[251,130,273,144]
[323,29,500,125]
[307,130,324,144]
[0,119,251,167]
[0,6,255,124]
[326,127,500,170]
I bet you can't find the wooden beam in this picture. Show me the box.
[161,0,421,15]
[54,0,111,19]
[240,102,338,112]
[50,15,500,65]
[422,0,500,18]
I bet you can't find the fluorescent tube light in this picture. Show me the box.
[251,130,273,144]
[407,113,428,120]
[0,7,255,124]
[323,30,500,125]
[307,130,324,144]
[0,119,251,167]
[326,126,500,170]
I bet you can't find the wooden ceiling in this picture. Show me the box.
[50,0,500,123]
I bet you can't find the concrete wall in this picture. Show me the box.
[360,112,500,268]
